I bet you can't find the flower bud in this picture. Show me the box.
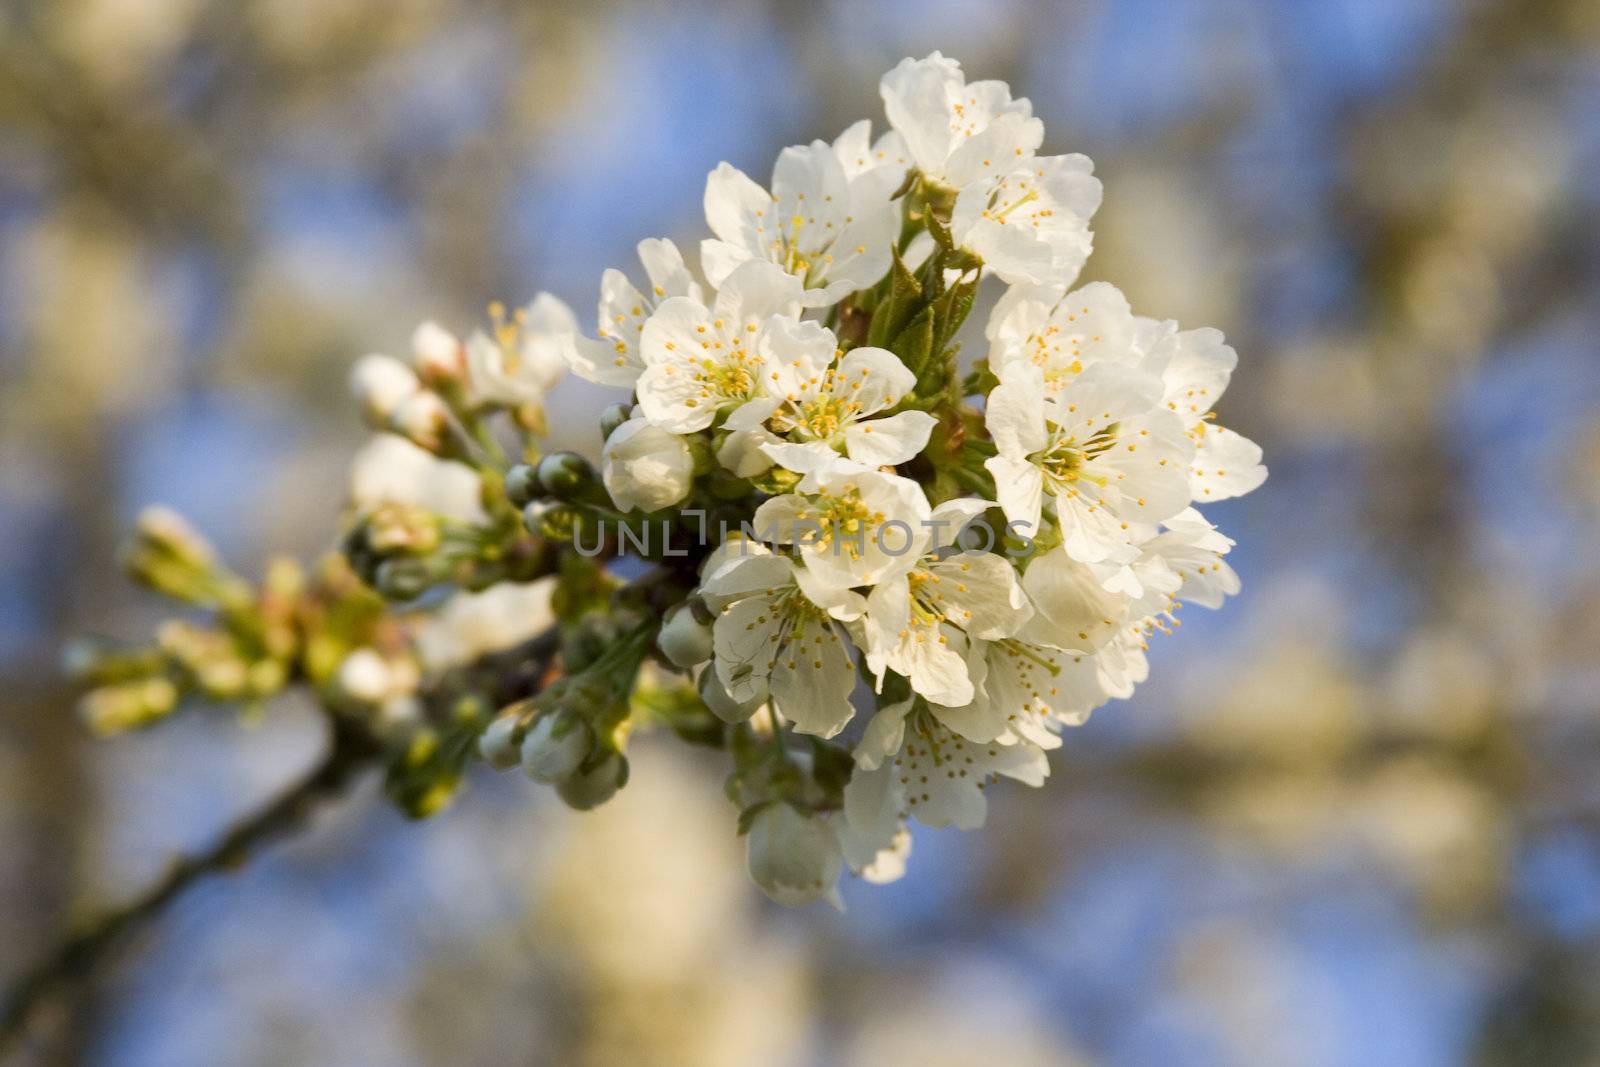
[522,500,580,540]
[373,558,432,600]
[536,451,596,499]
[365,503,440,555]
[389,390,451,453]
[699,666,766,724]
[350,354,420,425]
[504,463,540,508]
[477,713,522,770]
[555,750,629,811]
[657,603,713,669]
[598,402,631,441]
[745,802,843,908]
[520,711,593,784]
[337,648,394,704]
[601,418,693,513]
[125,507,225,603]
[410,321,465,385]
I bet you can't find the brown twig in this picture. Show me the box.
[0,717,379,1059]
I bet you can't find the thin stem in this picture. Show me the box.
[0,717,381,1057]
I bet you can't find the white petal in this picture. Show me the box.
[844,409,936,466]
[1189,424,1267,501]
[986,455,1044,539]
[704,162,771,252]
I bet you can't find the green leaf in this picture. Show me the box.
[889,306,935,379]
[867,250,923,349]
[933,274,980,351]
[962,359,1000,397]
[924,207,956,252]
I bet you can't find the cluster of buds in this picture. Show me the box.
[82,53,1264,908]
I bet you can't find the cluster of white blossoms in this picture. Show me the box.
[96,53,1263,908]
[544,54,1266,905]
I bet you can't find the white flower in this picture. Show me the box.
[752,460,931,590]
[987,283,1267,502]
[849,698,1049,831]
[1144,507,1241,609]
[601,416,695,513]
[1142,322,1268,501]
[464,293,574,408]
[986,281,1148,396]
[745,802,843,908]
[349,434,485,525]
[702,124,903,306]
[349,353,421,425]
[722,317,937,472]
[879,52,1043,191]
[984,361,1193,564]
[837,759,912,884]
[702,550,864,739]
[937,634,1109,746]
[1016,545,1136,653]
[949,154,1101,287]
[412,577,556,672]
[860,502,1033,706]
[636,261,802,432]
[567,238,702,387]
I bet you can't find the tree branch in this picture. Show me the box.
[0,716,379,1058]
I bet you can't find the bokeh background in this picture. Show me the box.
[3,0,1599,1063]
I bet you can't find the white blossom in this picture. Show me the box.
[657,604,714,669]
[950,153,1101,287]
[349,434,485,525]
[409,320,464,384]
[636,261,802,432]
[702,549,864,739]
[521,713,592,784]
[464,293,573,408]
[985,360,1193,564]
[860,502,1032,707]
[411,577,557,672]
[848,698,1049,831]
[702,124,904,306]
[567,238,702,388]
[879,52,1042,191]
[752,460,931,590]
[722,317,937,473]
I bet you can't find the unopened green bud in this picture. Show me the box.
[523,500,578,540]
[373,558,432,601]
[504,464,541,509]
[555,750,629,811]
[536,451,595,499]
